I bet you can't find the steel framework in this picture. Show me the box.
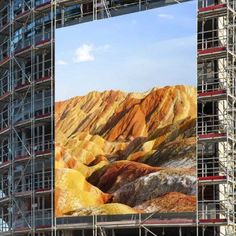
[0,0,54,235]
[197,0,236,235]
[0,0,235,235]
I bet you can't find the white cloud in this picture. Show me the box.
[158,14,174,20]
[56,59,68,65]
[73,44,95,63]
[73,43,111,63]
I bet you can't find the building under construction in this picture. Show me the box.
[0,0,235,235]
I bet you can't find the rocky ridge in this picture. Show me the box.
[55,85,197,216]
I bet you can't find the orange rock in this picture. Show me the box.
[135,192,196,213]
[55,85,197,216]
[56,86,196,143]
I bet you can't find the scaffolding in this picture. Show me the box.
[54,1,197,236]
[0,0,54,235]
[1,0,236,235]
[197,0,236,235]
[0,0,197,235]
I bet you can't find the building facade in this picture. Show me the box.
[0,0,235,235]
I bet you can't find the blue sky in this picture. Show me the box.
[56,1,196,101]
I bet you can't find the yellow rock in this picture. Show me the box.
[55,86,197,217]
[141,140,155,152]
[69,203,139,216]
[73,160,109,178]
[55,168,111,216]
[55,160,66,169]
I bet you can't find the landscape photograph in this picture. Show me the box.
[55,2,197,217]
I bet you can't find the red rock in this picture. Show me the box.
[87,160,161,193]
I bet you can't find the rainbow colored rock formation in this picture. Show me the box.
[55,85,197,216]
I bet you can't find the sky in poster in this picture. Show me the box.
[55,1,196,101]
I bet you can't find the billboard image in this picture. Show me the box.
[55,2,196,217]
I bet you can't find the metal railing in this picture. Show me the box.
[198,156,228,177]
[198,28,227,51]
[198,77,236,97]
[13,61,51,87]
[198,0,225,9]
[198,77,227,94]
[13,0,31,17]
[228,0,236,11]
[198,201,229,219]
[14,133,52,157]
[198,117,225,134]
[0,109,9,131]
[0,176,9,199]
[0,140,10,164]
[13,95,51,124]
[0,74,10,97]
[0,5,10,29]
[0,40,10,62]
[13,209,52,229]
[14,30,51,53]
[57,212,196,226]
[14,170,52,193]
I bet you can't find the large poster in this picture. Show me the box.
[55,2,196,217]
